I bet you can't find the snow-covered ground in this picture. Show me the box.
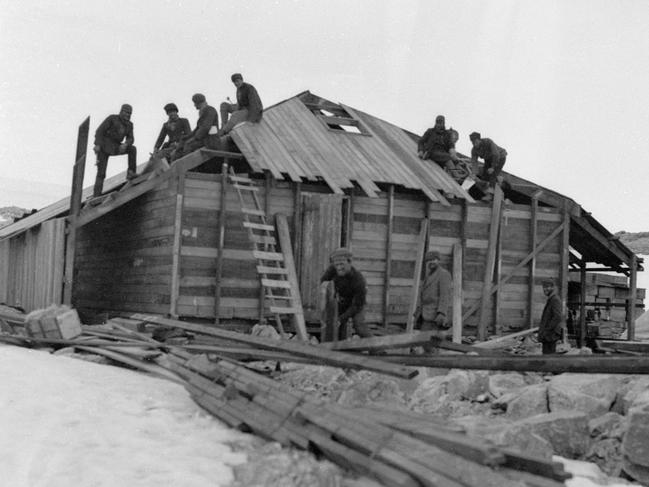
[0,345,250,487]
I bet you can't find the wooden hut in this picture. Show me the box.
[0,92,642,340]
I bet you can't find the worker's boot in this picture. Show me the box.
[93,176,104,197]
[126,169,137,180]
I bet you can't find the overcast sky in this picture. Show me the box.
[1,0,648,232]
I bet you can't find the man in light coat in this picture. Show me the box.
[414,250,452,352]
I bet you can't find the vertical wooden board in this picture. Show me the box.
[0,240,9,302]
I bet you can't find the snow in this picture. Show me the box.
[0,345,250,487]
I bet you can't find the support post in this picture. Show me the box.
[493,202,505,335]
[628,254,638,341]
[169,171,186,318]
[527,194,539,328]
[452,243,463,343]
[579,260,587,347]
[259,170,272,324]
[383,185,394,328]
[62,117,89,305]
[406,218,429,333]
[559,207,570,343]
[214,162,228,325]
[293,181,303,269]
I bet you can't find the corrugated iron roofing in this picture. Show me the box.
[229,92,474,204]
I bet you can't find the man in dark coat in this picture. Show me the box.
[153,103,191,156]
[93,104,137,197]
[418,115,460,170]
[414,250,453,352]
[219,73,263,135]
[538,278,563,354]
[469,131,508,202]
[172,93,219,160]
[320,248,373,341]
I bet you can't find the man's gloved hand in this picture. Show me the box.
[434,313,447,328]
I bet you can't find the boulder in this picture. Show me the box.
[488,373,527,398]
[505,383,549,420]
[548,374,621,418]
[586,438,623,477]
[622,403,649,484]
[616,376,649,414]
[588,412,626,440]
[505,411,590,458]
[444,369,489,400]
[336,378,406,409]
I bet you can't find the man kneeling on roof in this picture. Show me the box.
[469,131,507,202]
[320,248,374,342]
[153,103,191,160]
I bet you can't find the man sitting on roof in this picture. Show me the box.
[93,104,137,197]
[469,132,507,202]
[171,93,219,161]
[153,103,191,159]
[418,115,463,172]
[218,73,263,136]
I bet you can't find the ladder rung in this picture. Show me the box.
[257,266,288,275]
[243,222,275,231]
[266,294,292,300]
[241,208,266,216]
[251,235,277,245]
[261,278,292,289]
[269,306,299,314]
[253,250,284,261]
[229,175,254,183]
[233,184,259,191]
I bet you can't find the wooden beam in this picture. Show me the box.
[383,185,394,328]
[627,254,638,341]
[493,200,505,335]
[169,171,185,318]
[406,219,429,333]
[571,214,631,266]
[321,330,444,352]
[478,185,503,341]
[560,208,570,343]
[579,261,587,347]
[63,117,89,305]
[259,170,272,325]
[527,195,538,328]
[473,327,538,349]
[275,213,308,341]
[463,220,565,321]
[214,162,228,325]
[452,242,463,343]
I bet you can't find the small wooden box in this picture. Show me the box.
[26,307,82,340]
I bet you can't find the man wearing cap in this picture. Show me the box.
[320,248,373,341]
[469,132,507,202]
[414,250,452,352]
[173,93,219,160]
[93,104,137,197]
[219,73,263,136]
[153,103,191,156]
[418,115,461,171]
[538,279,563,354]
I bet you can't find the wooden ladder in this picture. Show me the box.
[228,167,306,338]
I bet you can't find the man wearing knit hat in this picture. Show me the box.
[92,103,137,197]
[219,73,263,136]
[414,250,452,352]
[153,103,191,155]
[320,247,374,342]
[538,278,563,354]
[417,115,462,171]
[172,93,219,160]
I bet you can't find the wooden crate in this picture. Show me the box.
[26,306,82,340]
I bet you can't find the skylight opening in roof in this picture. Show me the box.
[330,123,363,134]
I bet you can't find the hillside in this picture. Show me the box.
[0,206,30,229]
[616,231,649,255]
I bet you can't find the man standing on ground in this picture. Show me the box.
[219,73,263,136]
[538,278,563,354]
[469,132,507,202]
[320,248,373,342]
[153,103,191,158]
[173,93,219,160]
[418,115,461,171]
[93,104,137,197]
[414,250,453,352]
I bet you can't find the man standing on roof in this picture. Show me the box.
[538,278,563,354]
[153,103,191,158]
[172,93,219,161]
[414,250,452,353]
[320,248,374,342]
[93,104,137,197]
[219,73,263,136]
[469,132,507,202]
[418,115,461,171]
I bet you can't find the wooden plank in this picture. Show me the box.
[321,331,443,351]
[257,265,289,275]
[494,198,505,335]
[232,183,259,192]
[527,195,538,328]
[478,185,503,341]
[473,327,539,349]
[579,261,587,346]
[628,254,638,341]
[214,163,228,324]
[244,222,275,231]
[253,250,284,261]
[452,243,463,343]
[169,171,185,318]
[261,278,291,289]
[275,213,308,341]
[406,219,428,333]
[559,208,570,343]
[383,184,394,328]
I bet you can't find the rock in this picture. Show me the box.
[488,373,527,398]
[505,411,590,458]
[506,383,549,420]
[588,412,626,440]
[445,369,489,400]
[616,376,649,414]
[586,438,623,477]
[622,403,649,484]
[336,377,406,409]
[548,374,621,418]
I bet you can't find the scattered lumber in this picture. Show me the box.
[473,327,538,349]
[320,330,443,352]
[127,313,418,379]
[378,354,649,374]
[598,339,649,354]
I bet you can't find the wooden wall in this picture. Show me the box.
[0,218,66,312]
[73,180,177,315]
